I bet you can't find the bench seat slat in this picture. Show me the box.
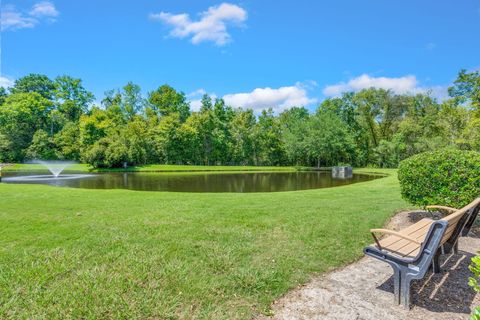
[377,218,432,247]
[375,218,433,258]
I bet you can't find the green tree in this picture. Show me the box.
[210,98,233,164]
[281,107,310,165]
[123,118,151,165]
[121,82,144,120]
[83,136,128,168]
[25,129,57,159]
[254,109,285,165]
[461,116,480,151]
[0,87,8,105]
[79,107,116,147]
[54,122,81,160]
[0,133,13,162]
[305,111,356,167]
[11,74,56,99]
[150,113,182,164]
[177,115,203,164]
[449,69,480,115]
[230,109,256,165]
[148,85,190,121]
[0,92,53,160]
[54,75,94,122]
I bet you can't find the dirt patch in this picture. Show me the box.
[260,211,480,320]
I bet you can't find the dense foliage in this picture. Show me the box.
[0,70,479,168]
[398,149,480,207]
[470,255,480,320]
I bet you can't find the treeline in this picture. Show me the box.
[0,70,479,168]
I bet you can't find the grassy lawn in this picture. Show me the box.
[3,163,297,173]
[0,169,408,319]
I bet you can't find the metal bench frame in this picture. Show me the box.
[434,203,480,269]
[364,201,480,309]
[364,220,447,308]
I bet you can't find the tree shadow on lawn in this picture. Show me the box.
[377,249,476,314]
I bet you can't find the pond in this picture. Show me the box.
[1,171,383,192]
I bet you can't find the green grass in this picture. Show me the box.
[0,168,408,319]
[3,163,297,173]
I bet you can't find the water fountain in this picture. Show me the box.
[1,160,92,183]
[31,160,77,178]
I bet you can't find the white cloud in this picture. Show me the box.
[419,86,449,101]
[190,99,203,112]
[0,76,14,88]
[223,83,317,112]
[187,89,208,111]
[323,74,449,101]
[149,2,247,45]
[323,74,419,96]
[187,88,206,98]
[189,91,219,112]
[29,1,59,18]
[1,1,59,31]
[1,5,37,30]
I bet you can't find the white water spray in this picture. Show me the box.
[30,160,77,178]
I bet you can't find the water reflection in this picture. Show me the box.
[2,171,383,193]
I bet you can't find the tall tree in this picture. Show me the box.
[230,109,256,165]
[121,82,144,120]
[54,75,94,122]
[255,109,285,165]
[0,92,54,160]
[305,111,356,167]
[449,69,480,115]
[11,74,56,100]
[148,85,190,121]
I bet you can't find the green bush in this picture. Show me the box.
[398,149,480,208]
[469,255,480,320]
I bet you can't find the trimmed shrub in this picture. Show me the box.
[398,149,480,208]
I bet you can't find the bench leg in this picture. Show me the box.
[400,271,413,309]
[432,250,441,274]
[401,276,411,310]
[392,266,401,305]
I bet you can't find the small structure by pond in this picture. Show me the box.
[332,166,353,179]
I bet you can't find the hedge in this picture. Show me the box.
[398,149,480,208]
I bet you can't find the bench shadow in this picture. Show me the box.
[377,249,476,314]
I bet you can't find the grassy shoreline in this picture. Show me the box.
[0,168,407,319]
[3,163,299,173]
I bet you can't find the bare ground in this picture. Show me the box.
[260,211,480,320]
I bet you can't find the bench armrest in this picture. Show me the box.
[425,205,457,212]
[370,228,422,248]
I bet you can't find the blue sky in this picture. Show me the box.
[2,0,480,112]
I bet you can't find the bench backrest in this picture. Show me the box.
[440,197,480,244]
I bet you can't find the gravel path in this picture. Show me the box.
[261,211,480,320]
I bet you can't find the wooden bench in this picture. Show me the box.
[364,198,480,308]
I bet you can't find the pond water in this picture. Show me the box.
[1,171,383,192]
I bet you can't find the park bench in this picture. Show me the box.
[364,197,480,308]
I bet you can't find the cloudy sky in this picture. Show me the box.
[2,0,480,112]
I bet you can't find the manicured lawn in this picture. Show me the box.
[3,163,297,173]
[0,169,408,319]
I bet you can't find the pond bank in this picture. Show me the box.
[4,163,298,173]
